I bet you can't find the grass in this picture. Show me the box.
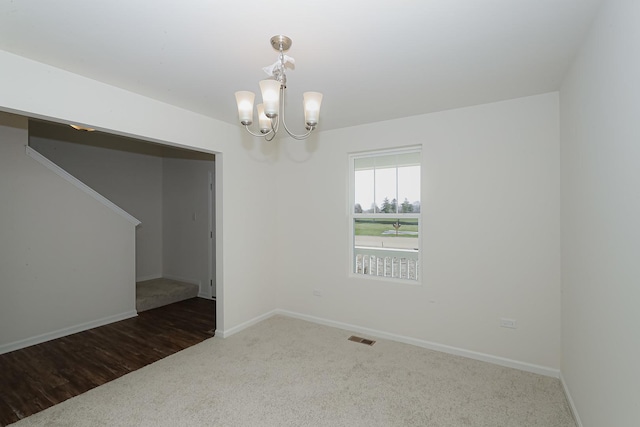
[354,218,418,237]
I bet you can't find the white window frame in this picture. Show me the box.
[348,146,422,284]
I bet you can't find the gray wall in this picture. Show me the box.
[29,122,164,281]
[29,121,215,296]
[163,156,215,297]
[560,0,640,425]
[0,112,136,352]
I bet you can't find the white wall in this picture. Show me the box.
[0,112,136,351]
[29,122,164,281]
[0,49,279,335]
[276,93,561,372]
[217,139,279,332]
[0,45,571,383]
[163,154,215,297]
[560,0,640,425]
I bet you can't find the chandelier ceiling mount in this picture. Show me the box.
[270,34,292,53]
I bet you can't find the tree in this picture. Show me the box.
[381,197,393,213]
[412,201,421,213]
[401,198,413,213]
[391,198,398,214]
[368,202,379,213]
[354,203,363,213]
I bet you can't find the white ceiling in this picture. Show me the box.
[0,0,603,133]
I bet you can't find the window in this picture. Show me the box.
[349,147,421,281]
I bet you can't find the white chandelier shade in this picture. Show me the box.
[257,104,270,133]
[258,79,281,118]
[303,92,323,127]
[234,91,255,125]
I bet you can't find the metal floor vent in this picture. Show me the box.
[348,335,376,346]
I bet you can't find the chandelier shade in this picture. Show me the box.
[259,79,281,118]
[234,91,255,125]
[234,35,323,141]
[303,92,323,127]
[257,104,270,133]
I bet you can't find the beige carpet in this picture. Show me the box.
[11,316,576,426]
[136,278,199,312]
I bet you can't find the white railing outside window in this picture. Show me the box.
[354,246,419,280]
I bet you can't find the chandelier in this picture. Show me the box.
[234,35,323,141]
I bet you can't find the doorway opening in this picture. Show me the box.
[27,119,217,312]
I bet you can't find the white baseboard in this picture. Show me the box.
[0,310,138,355]
[215,310,277,338]
[275,309,560,378]
[215,308,559,378]
[560,373,583,427]
[136,274,162,283]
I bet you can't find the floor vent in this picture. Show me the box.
[348,336,376,346]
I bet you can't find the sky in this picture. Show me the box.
[354,165,420,211]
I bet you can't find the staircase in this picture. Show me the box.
[136,278,199,312]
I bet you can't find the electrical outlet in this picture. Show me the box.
[500,318,517,329]
[313,289,322,297]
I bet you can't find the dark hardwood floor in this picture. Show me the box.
[0,298,215,426]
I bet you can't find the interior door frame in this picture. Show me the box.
[208,169,215,299]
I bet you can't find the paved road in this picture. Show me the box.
[355,235,418,250]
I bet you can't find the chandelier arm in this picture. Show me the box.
[279,86,314,140]
[243,125,273,138]
[265,118,278,142]
[285,127,314,141]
